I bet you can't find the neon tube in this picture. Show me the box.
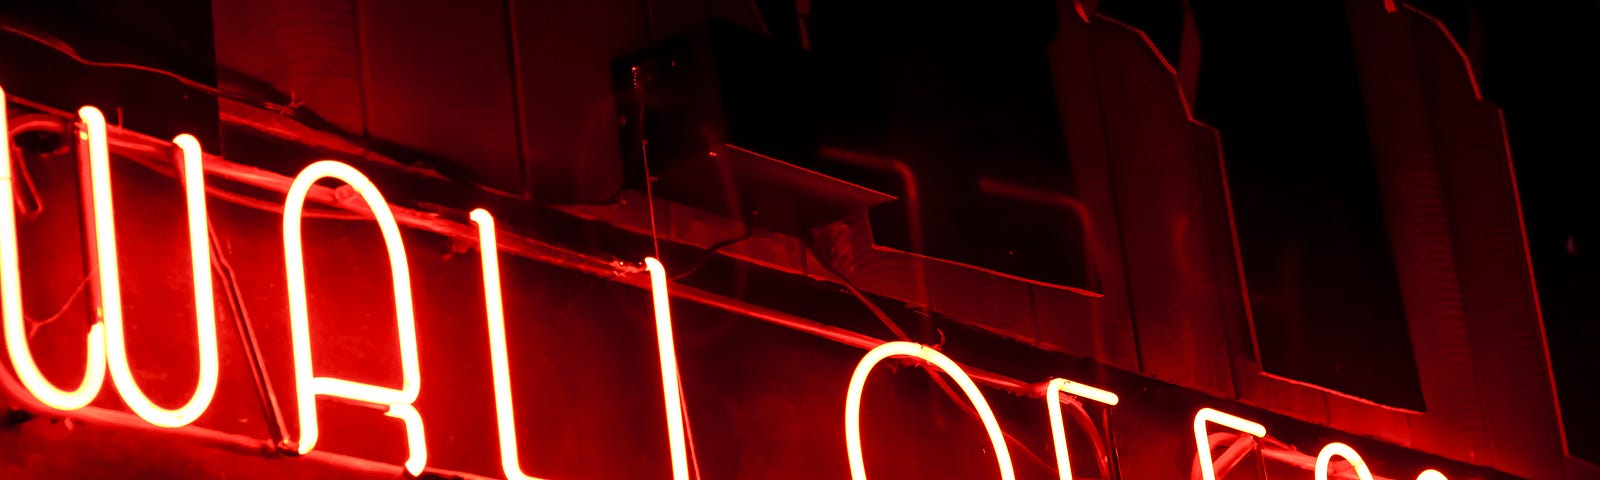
[283,160,426,475]
[844,341,1015,480]
[1193,407,1266,480]
[88,128,220,428]
[1416,470,1447,480]
[470,208,551,480]
[1042,377,1118,480]
[386,403,428,476]
[1314,442,1375,480]
[0,90,107,411]
[643,257,692,480]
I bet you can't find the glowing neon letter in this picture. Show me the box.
[1041,378,1119,480]
[1417,469,1447,480]
[1193,407,1267,480]
[1314,442,1375,480]
[844,341,1016,480]
[84,115,220,427]
[471,209,550,480]
[643,257,692,480]
[0,89,107,411]
[283,160,425,475]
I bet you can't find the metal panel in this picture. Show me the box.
[359,0,523,194]
[1344,0,1496,465]
[1056,11,1238,397]
[1404,7,1569,478]
[212,0,365,136]
[509,0,645,202]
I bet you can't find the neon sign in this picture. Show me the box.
[1317,442,1376,480]
[85,107,223,429]
[643,257,695,480]
[1,88,108,413]
[844,341,1015,480]
[0,89,1469,480]
[1042,377,1118,480]
[1418,469,1449,480]
[472,208,549,480]
[282,160,428,475]
[1194,407,1268,480]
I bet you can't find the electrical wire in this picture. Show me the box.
[4,121,97,339]
[930,370,1066,477]
[629,62,703,480]
[631,71,707,480]
[669,227,755,281]
[633,66,663,262]
[806,245,912,342]
[8,116,66,222]
[678,386,704,480]
[22,273,91,339]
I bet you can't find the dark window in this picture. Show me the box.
[1190,0,1425,409]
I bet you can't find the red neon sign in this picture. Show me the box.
[0,89,1468,480]
[281,160,427,475]
[472,208,550,480]
[1316,442,1376,480]
[0,89,108,412]
[644,257,694,480]
[1193,407,1267,480]
[1417,469,1449,480]
[84,107,222,429]
[844,341,1015,480]
[1042,377,1119,480]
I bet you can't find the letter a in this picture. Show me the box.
[283,160,426,475]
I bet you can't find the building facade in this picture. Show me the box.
[0,0,1593,478]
